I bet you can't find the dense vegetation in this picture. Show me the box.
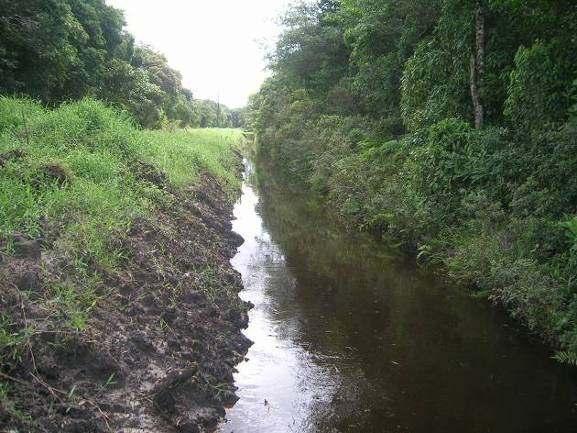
[249,0,577,362]
[0,0,245,128]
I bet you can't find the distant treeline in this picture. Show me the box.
[0,0,245,128]
[250,0,577,361]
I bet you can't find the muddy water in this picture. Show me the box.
[219,160,577,433]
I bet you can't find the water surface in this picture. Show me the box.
[220,160,577,433]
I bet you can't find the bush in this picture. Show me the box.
[505,41,572,132]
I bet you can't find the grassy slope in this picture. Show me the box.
[0,96,242,381]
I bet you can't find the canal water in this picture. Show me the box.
[219,160,577,433]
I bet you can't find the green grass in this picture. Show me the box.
[142,128,242,190]
[0,97,242,266]
[0,96,243,358]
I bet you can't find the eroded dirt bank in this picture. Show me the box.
[0,168,252,432]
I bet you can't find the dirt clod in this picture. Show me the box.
[37,162,73,186]
[11,234,42,259]
[0,149,25,167]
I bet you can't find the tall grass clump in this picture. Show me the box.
[141,128,242,193]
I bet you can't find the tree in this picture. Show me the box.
[470,0,485,128]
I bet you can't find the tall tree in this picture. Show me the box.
[470,0,485,128]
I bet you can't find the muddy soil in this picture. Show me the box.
[0,166,252,432]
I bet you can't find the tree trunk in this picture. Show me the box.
[470,0,485,129]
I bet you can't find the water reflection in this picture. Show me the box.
[220,160,577,433]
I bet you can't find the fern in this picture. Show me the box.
[553,351,577,366]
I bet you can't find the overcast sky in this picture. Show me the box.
[107,0,290,108]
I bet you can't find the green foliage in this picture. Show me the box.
[554,351,577,367]
[0,314,31,362]
[0,97,45,133]
[252,0,577,361]
[194,100,245,129]
[342,0,441,123]
[504,40,573,132]
[401,40,468,131]
[0,98,144,257]
[561,217,577,247]
[141,128,242,191]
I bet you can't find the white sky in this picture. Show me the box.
[106,0,290,108]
